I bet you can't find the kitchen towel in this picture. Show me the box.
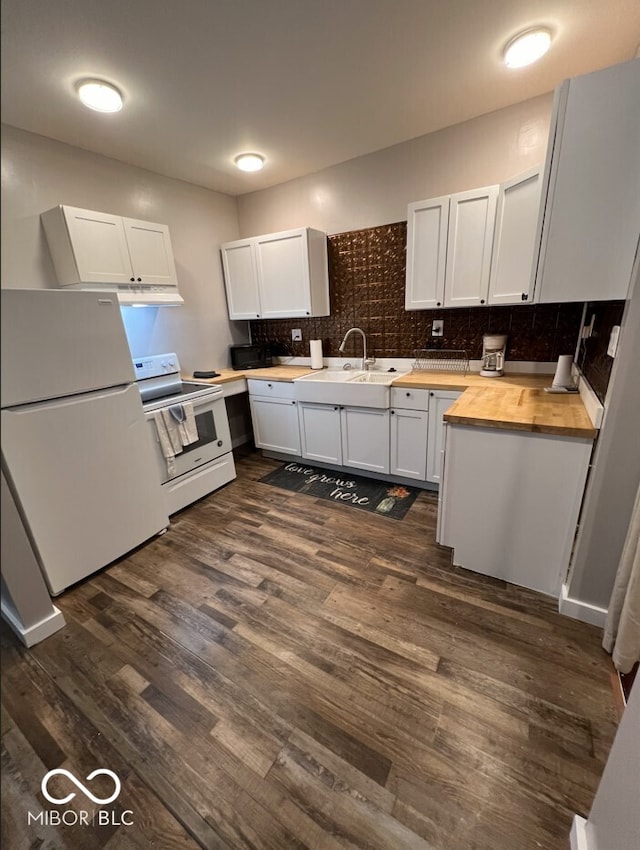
[153,403,199,475]
[310,339,324,370]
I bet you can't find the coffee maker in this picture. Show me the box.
[480,334,507,377]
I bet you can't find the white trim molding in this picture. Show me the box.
[570,815,592,850]
[1,600,66,647]
[559,583,608,628]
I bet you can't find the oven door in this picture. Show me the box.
[147,394,232,483]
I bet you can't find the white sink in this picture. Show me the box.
[349,372,397,384]
[294,369,399,408]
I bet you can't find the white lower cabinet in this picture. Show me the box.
[390,407,428,480]
[426,391,462,483]
[298,402,343,465]
[298,402,390,474]
[438,424,593,597]
[248,380,301,455]
[341,407,390,474]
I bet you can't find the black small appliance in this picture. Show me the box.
[229,343,273,371]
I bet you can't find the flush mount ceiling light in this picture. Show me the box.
[77,79,123,113]
[234,152,265,172]
[503,28,552,68]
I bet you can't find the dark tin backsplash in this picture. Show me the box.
[249,222,620,396]
[577,300,625,403]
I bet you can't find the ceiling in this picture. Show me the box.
[2,0,639,196]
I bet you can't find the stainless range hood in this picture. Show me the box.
[115,285,184,307]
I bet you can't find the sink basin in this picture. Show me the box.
[349,372,396,384]
[294,369,399,408]
[296,369,363,382]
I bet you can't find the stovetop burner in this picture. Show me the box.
[133,353,222,410]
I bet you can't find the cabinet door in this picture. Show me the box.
[221,240,262,320]
[488,168,542,305]
[122,218,178,286]
[249,396,300,455]
[298,403,343,464]
[62,207,133,284]
[444,186,498,308]
[426,391,462,483]
[390,408,428,480]
[405,197,449,310]
[255,229,312,318]
[535,60,640,303]
[340,407,390,474]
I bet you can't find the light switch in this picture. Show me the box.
[607,325,620,358]
[432,319,444,337]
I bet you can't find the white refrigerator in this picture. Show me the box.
[1,289,169,595]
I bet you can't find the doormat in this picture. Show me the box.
[259,462,420,520]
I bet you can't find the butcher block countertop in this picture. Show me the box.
[186,367,596,438]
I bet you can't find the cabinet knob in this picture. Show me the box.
[406,392,411,397]
[137,277,142,282]
[256,314,260,317]
[267,383,272,387]
[334,406,338,410]
[391,410,395,415]
[436,301,441,307]
[292,400,296,405]
[521,292,529,301]
[306,311,310,315]
[429,392,434,397]
[480,299,485,305]
[130,277,135,282]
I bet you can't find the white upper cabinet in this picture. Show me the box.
[220,239,261,319]
[405,186,498,310]
[533,59,640,303]
[41,206,178,288]
[221,227,330,320]
[488,167,542,305]
[444,186,498,308]
[405,196,449,309]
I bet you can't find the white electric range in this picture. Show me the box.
[133,353,236,515]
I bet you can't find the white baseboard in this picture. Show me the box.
[570,815,592,850]
[559,584,608,628]
[1,601,66,647]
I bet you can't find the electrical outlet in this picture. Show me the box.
[607,325,620,357]
[432,319,444,337]
[291,328,302,342]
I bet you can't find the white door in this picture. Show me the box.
[1,384,168,596]
[390,407,428,480]
[444,186,498,307]
[249,396,301,454]
[221,240,262,319]
[488,168,542,305]
[298,403,343,465]
[256,229,312,318]
[405,196,449,310]
[341,407,390,474]
[63,207,133,284]
[122,218,178,286]
[426,391,462,483]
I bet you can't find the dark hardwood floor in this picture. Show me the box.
[1,448,618,849]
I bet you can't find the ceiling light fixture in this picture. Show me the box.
[77,79,123,113]
[234,153,265,172]
[503,28,552,69]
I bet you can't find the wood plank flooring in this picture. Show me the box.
[1,448,618,849]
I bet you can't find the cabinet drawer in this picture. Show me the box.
[247,379,296,400]
[390,387,430,411]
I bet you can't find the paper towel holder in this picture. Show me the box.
[544,354,579,393]
[310,339,324,370]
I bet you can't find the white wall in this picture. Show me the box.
[237,93,553,236]
[584,682,640,850]
[1,125,247,373]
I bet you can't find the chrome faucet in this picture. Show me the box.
[338,327,375,371]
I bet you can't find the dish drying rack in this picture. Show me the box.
[412,349,469,375]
